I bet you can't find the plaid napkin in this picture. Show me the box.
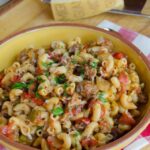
[97,20,150,61]
[98,20,150,150]
[0,20,150,150]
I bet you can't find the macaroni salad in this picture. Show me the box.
[0,37,146,150]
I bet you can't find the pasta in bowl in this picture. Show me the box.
[0,36,148,150]
[0,23,149,150]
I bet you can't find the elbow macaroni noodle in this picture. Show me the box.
[0,37,146,150]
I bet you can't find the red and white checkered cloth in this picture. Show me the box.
[0,20,150,150]
[98,20,150,150]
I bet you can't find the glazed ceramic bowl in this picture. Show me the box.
[0,23,150,150]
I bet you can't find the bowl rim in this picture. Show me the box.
[0,23,150,150]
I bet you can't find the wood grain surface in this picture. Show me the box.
[0,0,150,42]
[0,0,150,149]
[142,0,150,15]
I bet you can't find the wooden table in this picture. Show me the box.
[0,0,150,42]
[0,0,150,149]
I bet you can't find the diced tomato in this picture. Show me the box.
[47,139,52,146]
[76,117,91,125]
[88,139,97,146]
[32,98,44,106]
[11,75,21,82]
[113,52,124,59]
[36,67,43,75]
[117,84,127,99]
[23,92,32,99]
[71,106,82,115]
[81,138,97,147]
[101,104,106,118]
[119,72,129,85]
[119,112,136,125]
[99,120,109,128]
[81,118,91,125]
[47,137,54,149]
[0,122,14,140]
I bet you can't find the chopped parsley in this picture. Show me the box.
[35,91,40,98]
[37,76,45,82]
[71,59,77,64]
[63,83,69,89]
[42,61,54,68]
[45,71,49,77]
[90,61,98,68]
[52,107,64,117]
[74,131,80,137]
[12,82,27,89]
[27,80,35,88]
[98,92,107,103]
[12,80,36,89]
[55,74,66,84]
[63,92,68,97]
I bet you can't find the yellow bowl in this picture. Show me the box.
[0,23,150,150]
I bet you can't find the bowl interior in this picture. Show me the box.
[0,24,150,150]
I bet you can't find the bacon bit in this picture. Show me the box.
[113,52,124,59]
[81,138,97,147]
[119,72,129,85]
[11,75,21,82]
[76,117,91,125]
[32,98,44,106]
[119,112,136,125]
